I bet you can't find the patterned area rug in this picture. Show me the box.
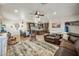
[7,40,59,56]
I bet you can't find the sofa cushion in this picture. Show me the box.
[60,39,75,51]
[68,36,78,43]
[74,39,79,55]
[55,39,77,56]
[55,47,77,56]
[46,36,55,39]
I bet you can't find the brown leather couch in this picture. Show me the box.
[44,33,62,45]
[55,33,79,56]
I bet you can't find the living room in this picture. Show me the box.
[0,3,79,56]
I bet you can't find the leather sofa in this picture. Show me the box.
[54,33,79,56]
[44,33,62,45]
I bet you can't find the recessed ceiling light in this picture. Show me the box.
[53,11,56,15]
[21,15,25,19]
[14,9,19,13]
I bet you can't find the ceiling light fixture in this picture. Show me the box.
[34,17,40,23]
[14,9,19,13]
[20,14,25,20]
[53,11,56,15]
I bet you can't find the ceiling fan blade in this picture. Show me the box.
[35,11,38,15]
[39,14,44,16]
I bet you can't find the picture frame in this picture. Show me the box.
[52,23,61,28]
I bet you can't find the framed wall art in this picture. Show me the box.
[52,23,61,28]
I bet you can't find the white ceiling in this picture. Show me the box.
[0,3,79,21]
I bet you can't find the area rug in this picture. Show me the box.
[7,40,59,56]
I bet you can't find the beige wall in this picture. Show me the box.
[3,20,27,36]
[49,20,65,34]
[68,26,79,34]
[49,15,79,34]
[2,15,79,35]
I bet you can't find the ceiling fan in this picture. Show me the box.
[35,11,44,18]
[31,11,44,18]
